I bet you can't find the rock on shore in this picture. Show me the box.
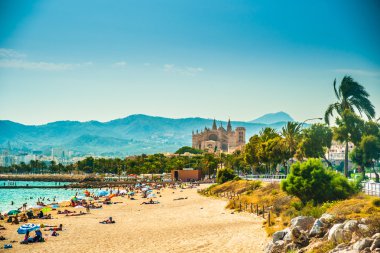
[265,214,380,253]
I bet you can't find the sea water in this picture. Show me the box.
[0,181,98,213]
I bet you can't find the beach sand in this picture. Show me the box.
[1,185,269,253]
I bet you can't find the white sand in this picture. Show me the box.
[1,185,269,253]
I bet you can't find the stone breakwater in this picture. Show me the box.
[265,214,380,253]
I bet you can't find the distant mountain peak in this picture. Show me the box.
[249,112,294,124]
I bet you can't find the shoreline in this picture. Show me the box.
[0,184,269,252]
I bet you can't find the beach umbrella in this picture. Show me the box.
[74,205,85,209]
[147,193,156,198]
[141,187,148,192]
[17,224,40,234]
[7,210,20,215]
[41,207,52,213]
[51,204,59,209]
[98,190,109,197]
[32,205,44,209]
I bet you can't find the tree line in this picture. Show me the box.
[1,75,379,181]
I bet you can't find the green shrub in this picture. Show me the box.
[372,198,380,207]
[281,159,357,205]
[216,168,236,184]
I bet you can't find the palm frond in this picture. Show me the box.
[333,78,340,100]
[324,103,339,125]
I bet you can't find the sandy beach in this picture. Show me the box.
[1,185,269,253]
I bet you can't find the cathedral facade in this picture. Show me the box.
[192,119,246,153]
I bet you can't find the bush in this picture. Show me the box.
[373,198,380,207]
[216,168,236,184]
[281,159,357,205]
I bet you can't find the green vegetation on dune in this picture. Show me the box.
[202,178,380,236]
[281,159,358,205]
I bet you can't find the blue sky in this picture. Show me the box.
[0,0,379,125]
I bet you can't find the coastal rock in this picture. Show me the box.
[272,230,287,243]
[298,239,324,253]
[357,224,370,235]
[283,229,292,243]
[359,247,371,253]
[265,240,285,253]
[328,223,343,242]
[320,213,335,224]
[370,238,380,251]
[289,226,301,240]
[372,233,380,240]
[343,220,359,232]
[328,223,352,244]
[290,216,315,232]
[284,242,299,252]
[352,238,373,251]
[309,219,326,237]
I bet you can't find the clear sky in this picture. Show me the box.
[0,0,379,125]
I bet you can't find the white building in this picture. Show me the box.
[326,141,354,167]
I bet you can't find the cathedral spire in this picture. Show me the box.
[227,118,232,132]
[212,118,217,130]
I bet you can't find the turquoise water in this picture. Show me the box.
[0,181,98,213]
[0,181,70,187]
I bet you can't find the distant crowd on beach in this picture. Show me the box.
[0,181,201,249]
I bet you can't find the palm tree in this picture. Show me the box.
[281,122,302,174]
[325,75,376,177]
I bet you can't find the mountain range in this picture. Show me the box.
[0,112,295,156]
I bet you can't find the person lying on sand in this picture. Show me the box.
[57,209,75,214]
[99,217,115,224]
[51,229,59,237]
[140,199,160,205]
[65,211,87,217]
[37,212,52,219]
[44,224,63,231]
[173,197,188,201]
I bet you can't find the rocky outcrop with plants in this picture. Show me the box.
[265,213,380,253]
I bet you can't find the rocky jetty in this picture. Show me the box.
[265,214,380,253]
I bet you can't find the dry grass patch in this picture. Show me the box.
[327,193,380,219]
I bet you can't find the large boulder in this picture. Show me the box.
[265,240,285,253]
[357,224,370,235]
[372,233,380,240]
[320,213,335,224]
[371,238,380,251]
[352,238,373,251]
[343,220,358,232]
[309,219,326,237]
[272,229,289,243]
[290,216,315,232]
[328,223,352,244]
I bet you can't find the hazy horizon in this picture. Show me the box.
[1,1,379,125]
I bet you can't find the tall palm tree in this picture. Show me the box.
[324,76,375,124]
[324,75,375,177]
